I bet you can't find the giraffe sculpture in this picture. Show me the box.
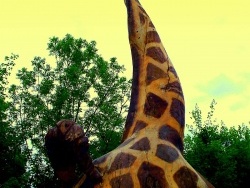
[45,0,213,188]
[77,0,215,187]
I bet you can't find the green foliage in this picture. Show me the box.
[184,100,250,188]
[0,54,27,187]
[1,34,131,187]
[0,54,18,95]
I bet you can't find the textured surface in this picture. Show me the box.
[90,0,214,187]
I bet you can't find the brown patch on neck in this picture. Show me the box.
[170,98,185,128]
[108,152,136,173]
[132,120,148,133]
[158,125,184,152]
[110,173,134,188]
[173,167,198,188]
[146,31,161,44]
[146,63,168,85]
[146,47,167,64]
[144,92,168,118]
[137,162,169,188]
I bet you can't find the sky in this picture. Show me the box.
[1,0,250,127]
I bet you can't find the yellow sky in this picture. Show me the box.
[1,0,250,126]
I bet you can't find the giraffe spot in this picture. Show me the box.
[139,13,145,25]
[158,125,184,152]
[132,120,148,133]
[138,162,169,188]
[146,63,167,85]
[174,167,198,188]
[149,21,155,28]
[146,31,161,44]
[170,98,185,128]
[110,173,134,188]
[93,152,110,165]
[160,81,184,98]
[169,66,178,78]
[130,137,151,151]
[156,144,179,163]
[144,92,168,118]
[108,152,136,173]
[117,137,135,149]
[146,47,167,64]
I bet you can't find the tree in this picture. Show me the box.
[3,34,131,187]
[46,34,131,158]
[0,54,28,187]
[184,100,250,188]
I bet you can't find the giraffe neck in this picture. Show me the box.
[90,2,214,187]
[122,0,185,151]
